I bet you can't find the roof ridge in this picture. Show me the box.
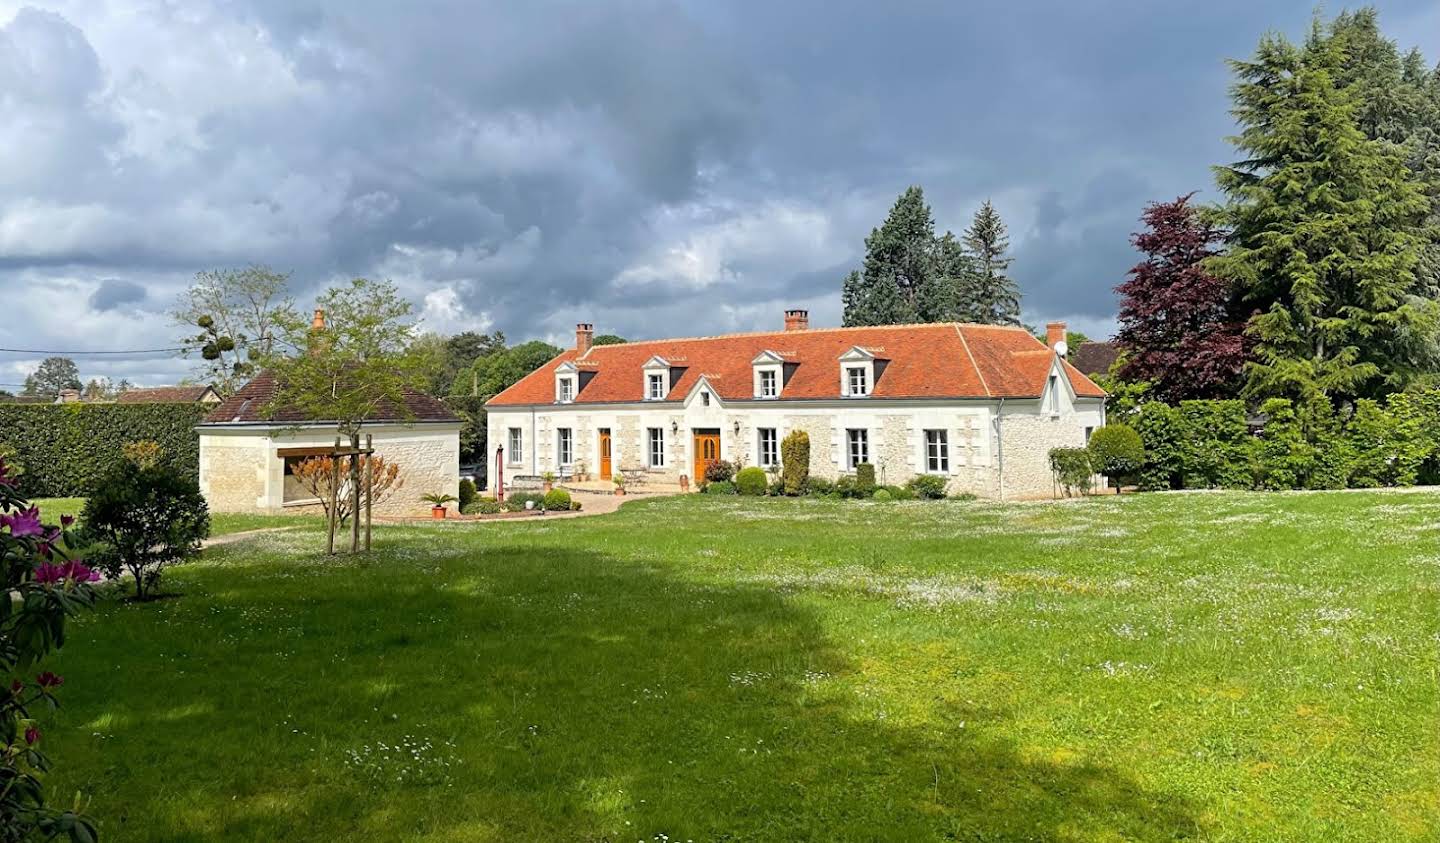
[572,320,1022,350]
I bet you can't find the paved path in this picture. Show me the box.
[201,526,300,548]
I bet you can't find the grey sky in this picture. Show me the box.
[1,0,1437,387]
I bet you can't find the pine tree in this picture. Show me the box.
[841,187,932,326]
[961,200,1022,325]
[1115,194,1247,401]
[1211,21,1434,404]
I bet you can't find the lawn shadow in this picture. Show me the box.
[69,533,1202,841]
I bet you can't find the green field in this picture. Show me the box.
[34,491,1440,840]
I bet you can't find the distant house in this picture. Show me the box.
[195,372,461,517]
[1069,341,1121,379]
[117,385,222,404]
[486,310,1106,499]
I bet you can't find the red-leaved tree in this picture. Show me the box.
[1115,194,1248,401]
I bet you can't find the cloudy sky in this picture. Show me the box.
[1,0,1437,388]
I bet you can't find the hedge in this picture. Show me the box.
[0,403,210,497]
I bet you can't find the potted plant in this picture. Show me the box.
[613,474,627,496]
[542,471,556,493]
[574,460,588,482]
[421,492,458,519]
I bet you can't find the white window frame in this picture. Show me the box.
[557,376,575,403]
[752,351,784,399]
[846,366,869,397]
[846,428,869,470]
[1048,373,1060,416]
[643,356,671,401]
[924,429,949,474]
[647,427,665,468]
[838,347,877,398]
[647,373,665,400]
[759,369,777,398]
[557,428,573,467]
[507,427,523,465]
[758,427,778,468]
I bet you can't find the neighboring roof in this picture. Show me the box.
[1070,341,1121,377]
[488,322,1105,407]
[201,371,459,425]
[116,385,219,403]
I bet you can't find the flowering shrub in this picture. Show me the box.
[81,460,209,600]
[0,456,99,841]
[703,460,736,484]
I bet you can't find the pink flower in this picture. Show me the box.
[60,515,75,528]
[36,672,62,689]
[34,563,64,584]
[24,727,39,745]
[0,506,44,538]
[61,561,101,583]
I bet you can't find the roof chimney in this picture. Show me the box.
[576,322,594,356]
[312,308,326,331]
[784,309,809,332]
[1046,321,1067,351]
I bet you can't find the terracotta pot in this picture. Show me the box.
[431,505,447,520]
[614,488,625,496]
[543,481,553,492]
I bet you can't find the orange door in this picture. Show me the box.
[599,430,612,481]
[693,432,721,483]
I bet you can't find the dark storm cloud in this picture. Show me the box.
[0,0,1437,383]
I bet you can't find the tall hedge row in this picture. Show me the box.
[0,403,210,497]
[1127,391,1440,492]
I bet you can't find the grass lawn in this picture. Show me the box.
[32,497,321,537]
[36,490,1440,841]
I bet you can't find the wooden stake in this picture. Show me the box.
[364,433,373,553]
[326,436,340,555]
[349,431,361,554]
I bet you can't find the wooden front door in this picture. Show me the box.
[598,429,612,481]
[693,431,721,484]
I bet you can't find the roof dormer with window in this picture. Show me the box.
[554,361,579,404]
[752,350,785,399]
[642,356,672,401]
[839,346,879,398]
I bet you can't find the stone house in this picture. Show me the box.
[196,372,461,517]
[485,311,1106,499]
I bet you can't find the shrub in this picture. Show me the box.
[120,439,163,469]
[0,402,209,497]
[704,460,736,484]
[81,462,210,600]
[1048,447,1094,496]
[288,454,404,527]
[458,478,477,512]
[0,459,100,841]
[569,500,583,512]
[1133,401,1185,490]
[805,476,834,496]
[1087,424,1144,491]
[883,484,915,501]
[905,474,948,500]
[854,462,876,495]
[468,497,502,515]
[833,475,860,499]
[735,466,768,496]
[781,431,810,495]
[872,488,893,502]
[703,480,736,495]
[503,492,546,512]
[1178,400,1250,489]
[542,488,572,511]
[1249,399,1314,490]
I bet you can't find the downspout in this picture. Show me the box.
[995,398,1006,501]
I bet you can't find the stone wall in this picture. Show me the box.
[198,434,268,512]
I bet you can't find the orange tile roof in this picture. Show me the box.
[487,323,1105,407]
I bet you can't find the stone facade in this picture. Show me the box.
[198,422,462,516]
[486,370,1104,499]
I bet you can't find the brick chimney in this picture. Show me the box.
[575,322,594,356]
[312,308,326,330]
[784,309,809,332]
[1046,321,1067,350]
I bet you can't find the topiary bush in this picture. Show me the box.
[781,431,810,495]
[905,474,948,500]
[703,480,736,495]
[81,460,210,600]
[735,466,767,496]
[704,460,735,485]
[1086,424,1144,492]
[872,488,893,502]
[1048,447,1094,496]
[854,462,876,495]
[458,478,477,513]
[542,488,572,511]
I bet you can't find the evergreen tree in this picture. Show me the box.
[1211,21,1435,404]
[22,357,81,397]
[1115,194,1247,401]
[961,200,1022,325]
[842,187,933,326]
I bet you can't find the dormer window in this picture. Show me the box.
[642,356,672,401]
[752,350,785,399]
[759,369,777,398]
[558,377,574,403]
[555,361,579,404]
[846,366,869,397]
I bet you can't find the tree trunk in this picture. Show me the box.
[364,434,373,553]
[326,438,340,555]
[350,432,361,553]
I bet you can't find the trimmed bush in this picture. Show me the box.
[458,478,477,512]
[81,461,210,600]
[1087,425,1144,491]
[703,480,736,495]
[854,462,876,495]
[905,474,948,500]
[833,475,860,498]
[735,466,767,496]
[883,484,915,501]
[0,402,209,497]
[503,491,546,512]
[704,459,735,484]
[872,488,893,502]
[542,488,572,511]
[468,497,502,515]
[569,500,583,512]
[1048,447,1094,496]
[1178,400,1250,489]
[781,430,810,495]
[804,476,834,497]
[1133,401,1185,490]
